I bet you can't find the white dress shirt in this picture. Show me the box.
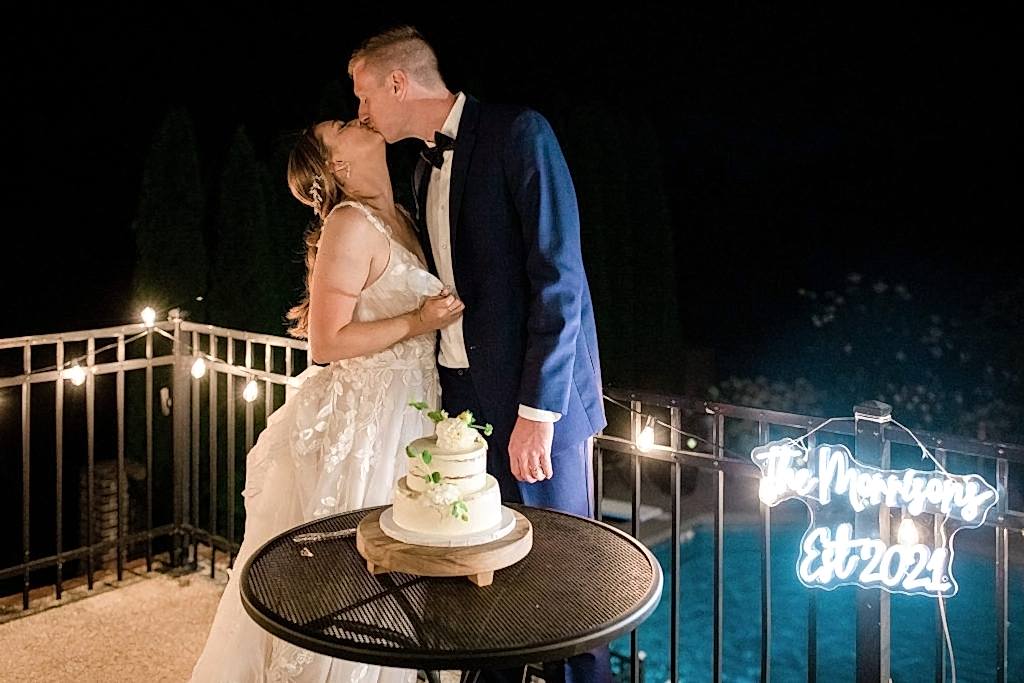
[427,92,560,423]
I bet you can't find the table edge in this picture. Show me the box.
[239,504,665,669]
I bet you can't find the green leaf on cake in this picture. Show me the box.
[421,450,432,465]
[431,471,441,483]
[426,409,448,423]
[450,500,470,521]
[408,400,429,411]
[406,445,417,458]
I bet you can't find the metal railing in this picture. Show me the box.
[0,316,310,608]
[2,323,1021,682]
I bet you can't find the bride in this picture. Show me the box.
[189,119,463,682]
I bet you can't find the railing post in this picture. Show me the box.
[171,310,192,567]
[854,400,892,683]
[994,457,1009,683]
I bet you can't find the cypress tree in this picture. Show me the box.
[208,127,276,332]
[131,108,207,319]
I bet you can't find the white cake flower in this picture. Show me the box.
[435,416,479,450]
[427,482,462,507]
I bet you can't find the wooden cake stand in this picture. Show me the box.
[356,507,532,587]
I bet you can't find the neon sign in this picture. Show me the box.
[751,441,997,597]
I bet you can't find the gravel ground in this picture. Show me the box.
[0,562,224,683]
[0,559,466,683]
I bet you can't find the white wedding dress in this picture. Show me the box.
[190,201,441,683]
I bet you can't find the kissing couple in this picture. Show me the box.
[190,25,608,683]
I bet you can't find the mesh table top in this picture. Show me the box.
[240,504,662,670]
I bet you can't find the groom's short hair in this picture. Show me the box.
[348,25,444,89]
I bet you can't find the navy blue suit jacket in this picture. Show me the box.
[413,95,606,453]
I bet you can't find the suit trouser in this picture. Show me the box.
[439,366,612,683]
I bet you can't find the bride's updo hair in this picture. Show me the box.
[284,126,347,339]
[287,128,345,220]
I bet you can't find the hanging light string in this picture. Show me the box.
[150,324,261,402]
[0,307,998,471]
[891,417,952,475]
[2,300,199,383]
[934,515,957,683]
[9,329,153,385]
[11,310,892,427]
[3,307,260,403]
[783,413,951,476]
[603,394,749,459]
[780,417,855,449]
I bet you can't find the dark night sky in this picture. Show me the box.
[2,4,1018,380]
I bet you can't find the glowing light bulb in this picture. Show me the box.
[898,518,919,546]
[190,357,207,379]
[686,437,698,450]
[636,417,656,452]
[141,307,157,328]
[65,363,86,386]
[243,379,259,403]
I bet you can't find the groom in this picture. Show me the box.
[349,26,609,683]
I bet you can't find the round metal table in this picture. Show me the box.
[240,504,663,671]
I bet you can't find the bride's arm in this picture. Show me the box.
[307,207,460,364]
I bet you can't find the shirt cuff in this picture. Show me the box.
[518,404,562,422]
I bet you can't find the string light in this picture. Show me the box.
[190,357,207,379]
[0,313,883,461]
[636,415,656,452]
[604,395,741,459]
[2,305,275,410]
[242,378,259,403]
[897,517,919,546]
[64,363,87,387]
[2,311,957,475]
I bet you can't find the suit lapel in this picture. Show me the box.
[448,95,479,249]
[412,157,438,275]
[412,156,429,225]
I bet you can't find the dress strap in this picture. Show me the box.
[316,200,392,250]
[330,200,391,239]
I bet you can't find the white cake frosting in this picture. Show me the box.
[392,476,502,536]
[391,417,503,539]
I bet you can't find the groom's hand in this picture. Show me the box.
[508,416,554,483]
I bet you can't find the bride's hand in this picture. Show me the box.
[415,292,465,332]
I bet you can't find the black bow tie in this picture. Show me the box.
[420,131,456,170]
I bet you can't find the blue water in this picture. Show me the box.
[611,525,1023,682]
